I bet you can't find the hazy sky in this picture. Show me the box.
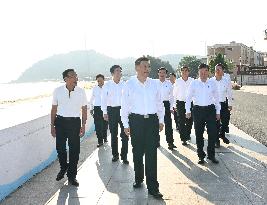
[0,0,267,83]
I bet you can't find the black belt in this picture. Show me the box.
[56,115,80,120]
[130,113,157,119]
[194,104,214,109]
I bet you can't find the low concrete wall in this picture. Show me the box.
[0,114,94,201]
[237,75,267,85]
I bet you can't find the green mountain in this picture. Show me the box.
[15,50,177,82]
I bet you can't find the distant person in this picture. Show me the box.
[173,66,194,145]
[50,69,88,187]
[186,64,220,165]
[156,67,176,150]
[101,65,129,164]
[211,64,233,147]
[121,57,164,199]
[169,72,179,131]
[89,74,108,148]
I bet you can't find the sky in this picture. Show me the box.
[0,0,267,83]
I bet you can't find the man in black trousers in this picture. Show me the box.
[101,65,129,164]
[173,66,194,145]
[89,74,108,147]
[121,57,164,199]
[185,64,220,164]
[169,72,179,131]
[156,67,176,150]
[51,69,88,187]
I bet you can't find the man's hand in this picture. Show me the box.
[159,123,164,132]
[216,114,220,121]
[51,125,56,138]
[90,110,94,116]
[124,128,130,137]
[228,106,232,111]
[186,113,191,119]
[79,125,86,137]
[173,107,177,112]
[103,114,108,121]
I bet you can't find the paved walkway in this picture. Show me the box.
[1,123,267,205]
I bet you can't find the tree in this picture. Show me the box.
[147,55,175,79]
[178,56,202,78]
[208,53,234,74]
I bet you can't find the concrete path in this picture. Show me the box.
[1,123,267,205]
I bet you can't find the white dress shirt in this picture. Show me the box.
[155,79,174,110]
[173,77,194,104]
[121,76,164,128]
[101,79,125,114]
[52,85,88,117]
[89,85,103,110]
[211,77,233,106]
[185,78,221,114]
[224,73,231,83]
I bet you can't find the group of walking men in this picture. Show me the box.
[50,57,233,199]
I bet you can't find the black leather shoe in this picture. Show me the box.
[168,143,176,150]
[198,159,205,165]
[133,182,142,188]
[122,158,129,164]
[221,136,230,144]
[104,139,108,143]
[182,141,188,146]
[56,168,68,181]
[97,143,103,147]
[112,156,119,162]
[148,190,163,199]
[68,178,79,187]
[225,127,229,133]
[207,157,219,164]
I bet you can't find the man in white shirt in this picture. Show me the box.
[89,74,108,148]
[186,64,220,165]
[121,57,164,199]
[50,69,88,187]
[173,66,194,146]
[156,67,176,150]
[101,65,129,164]
[212,64,233,147]
[169,72,179,130]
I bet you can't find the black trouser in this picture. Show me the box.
[173,109,179,129]
[176,100,193,142]
[192,105,217,159]
[163,101,174,144]
[55,116,81,180]
[107,106,128,159]
[129,113,159,192]
[93,106,108,144]
[225,98,231,129]
[216,101,230,140]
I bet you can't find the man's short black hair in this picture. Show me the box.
[62,69,75,79]
[96,74,104,80]
[135,57,150,66]
[181,66,190,71]
[157,67,168,73]
[169,72,176,77]
[215,63,224,70]
[110,65,122,74]
[198,63,209,70]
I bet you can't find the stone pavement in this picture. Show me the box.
[1,123,267,205]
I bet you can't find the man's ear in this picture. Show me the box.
[64,77,67,82]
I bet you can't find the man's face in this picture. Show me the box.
[199,68,209,81]
[65,71,78,86]
[169,75,176,84]
[158,70,167,80]
[112,67,122,79]
[215,66,223,78]
[136,61,151,78]
[97,77,104,87]
[181,69,189,78]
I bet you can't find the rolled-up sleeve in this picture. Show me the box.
[185,82,194,113]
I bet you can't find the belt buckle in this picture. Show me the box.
[144,114,149,119]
